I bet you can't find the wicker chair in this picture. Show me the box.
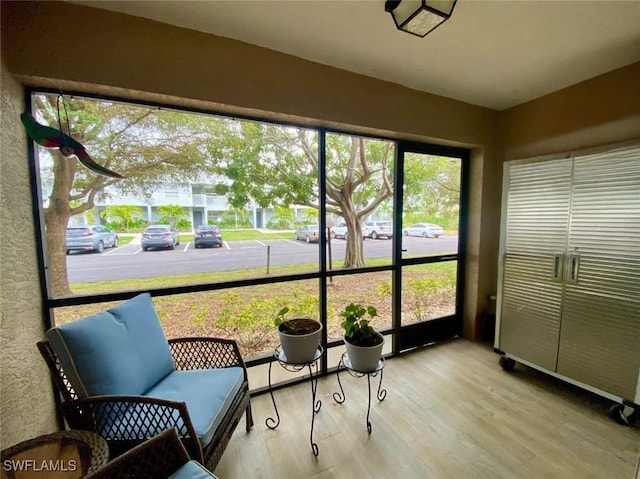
[85,428,219,479]
[38,293,253,472]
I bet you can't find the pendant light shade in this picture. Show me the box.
[385,0,457,38]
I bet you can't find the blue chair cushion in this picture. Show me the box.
[169,460,218,479]
[46,293,175,398]
[144,368,245,448]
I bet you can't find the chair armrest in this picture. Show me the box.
[63,395,203,463]
[85,428,192,479]
[169,337,248,377]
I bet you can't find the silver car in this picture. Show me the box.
[66,225,119,254]
[294,224,321,243]
[331,222,369,240]
[403,223,444,238]
[141,225,180,251]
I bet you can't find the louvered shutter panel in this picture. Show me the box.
[499,158,572,370]
[557,146,640,398]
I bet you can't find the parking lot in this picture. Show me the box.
[66,235,459,283]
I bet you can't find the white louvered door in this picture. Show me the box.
[557,146,640,399]
[498,158,572,371]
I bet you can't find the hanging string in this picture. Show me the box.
[56,94,71,148]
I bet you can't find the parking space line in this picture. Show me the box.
[183,243,190,251]
[223,241,230,249]
[254,240,266,247]
[283,239,305,246]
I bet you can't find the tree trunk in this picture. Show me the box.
[45,154,74,297]
[341,211,366,268]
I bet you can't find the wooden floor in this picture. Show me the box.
[215,339,640,479]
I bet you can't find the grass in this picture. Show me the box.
[118,229,295,245]
[219,229,294,241]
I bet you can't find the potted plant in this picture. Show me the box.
[340,303,384,372]
[274,307,322,364]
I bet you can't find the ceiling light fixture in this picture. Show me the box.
[384,0,457,38]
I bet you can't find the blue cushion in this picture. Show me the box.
[169,460,218,479]
[144,368,245,448]
[46,293,175,398]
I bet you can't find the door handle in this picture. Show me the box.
[567,252,580,284]
[553,253,564,282]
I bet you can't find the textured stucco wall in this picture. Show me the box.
[0,59,57,449]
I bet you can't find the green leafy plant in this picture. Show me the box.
[274,303,321,336]
[274,306,291,330]
[340,302,379,346]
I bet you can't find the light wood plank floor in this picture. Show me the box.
[215,339,640,479]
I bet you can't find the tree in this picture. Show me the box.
[157,204,188,227]
[403,154,461,228]
[268,205,296,229]
[100,204,144,230]
[35,94,223,296]
[211,125,394,268]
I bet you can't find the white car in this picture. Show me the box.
[365,220,393,239]
[331,222,369,240]
[403,223,444,238]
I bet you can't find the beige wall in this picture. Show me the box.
[1,0,638,446]
[0,58,58,449]
[499,62,640,160]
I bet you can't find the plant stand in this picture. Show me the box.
[266,345,324,456]
[333,352,386,434]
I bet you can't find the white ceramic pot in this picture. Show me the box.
[344,332,384,372]
[278,319,322,364]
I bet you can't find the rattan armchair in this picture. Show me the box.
[85,428,219,479]
[37,294,253,472]
[38,337,252,470]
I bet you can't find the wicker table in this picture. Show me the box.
[266,345,323,456]
[0,430,109,478]
[333,352,387,434]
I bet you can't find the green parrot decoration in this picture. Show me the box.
[20,112,125,179]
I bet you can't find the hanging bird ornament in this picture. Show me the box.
[20,111,125,179]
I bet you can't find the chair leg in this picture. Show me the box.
[245,403,254,432]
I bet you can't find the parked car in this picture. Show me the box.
[66,225,119,254]
[365,220,393,239]
[403,223,444,238]
[194,225,223,248]
[295,224,321,243]
[141,225,180,251]
[331,222,369,240]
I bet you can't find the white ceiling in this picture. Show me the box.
[73,0,640,110]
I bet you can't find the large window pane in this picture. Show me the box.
[325,271,393,342]
[402,153,461,258]
[32,93,320,298]
[400,263,457,325]
[325,133,395,270]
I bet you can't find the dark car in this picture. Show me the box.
[66,225,119,254]
[194,225,223,248]
[141,225,180,251]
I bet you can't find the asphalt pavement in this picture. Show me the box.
[66,235,459,283]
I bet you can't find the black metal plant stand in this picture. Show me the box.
[333,352,386,434]
[266,345,323,456]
